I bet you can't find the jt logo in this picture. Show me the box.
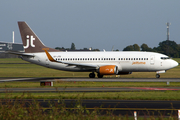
[24,35,35,49]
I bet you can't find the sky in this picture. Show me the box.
[0,0,180,51]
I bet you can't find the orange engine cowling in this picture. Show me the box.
[98,65,118,75]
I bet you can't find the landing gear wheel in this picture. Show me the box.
[97,73,103,78]
[156,74,160,78]
[89,73,95,78]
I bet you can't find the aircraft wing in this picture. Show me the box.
[44,50,98,69]
[5,51,34,57]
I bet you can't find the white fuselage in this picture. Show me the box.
[21,51,178,73]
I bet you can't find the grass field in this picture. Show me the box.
[1,91,180,100]
[1,81,180,88]
[0,58,179,78]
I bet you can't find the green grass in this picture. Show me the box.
[0,58,179,78]
[1,81,180,88]
[1,91,180,100]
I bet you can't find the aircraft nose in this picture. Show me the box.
[171,60,179,68]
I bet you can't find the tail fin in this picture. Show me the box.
[18,21,58,53]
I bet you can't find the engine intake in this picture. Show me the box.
[98,65,118,75]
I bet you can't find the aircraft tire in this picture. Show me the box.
[97,73,103,78]
[156,74,160,78]
[89,73,95,78]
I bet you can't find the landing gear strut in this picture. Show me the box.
[89,73,95,78]
[156,74,160,78]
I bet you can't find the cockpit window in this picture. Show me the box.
[161,57,170,60]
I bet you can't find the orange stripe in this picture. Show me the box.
[44,50,56,62]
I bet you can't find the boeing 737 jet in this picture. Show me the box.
[8,22,179,78]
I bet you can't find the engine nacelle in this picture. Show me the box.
[98,65,118,75]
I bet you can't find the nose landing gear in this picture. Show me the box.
[156,74,160,78]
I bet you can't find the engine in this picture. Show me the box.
[98,65,118,75]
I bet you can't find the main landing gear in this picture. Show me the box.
[156,74,160,78]
[89,72,95,78]
[97,73,103,78]
[89,72,104,78]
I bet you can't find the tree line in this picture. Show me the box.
[55,40,180,58]
[55,43,100,51]
[123,40,180,58]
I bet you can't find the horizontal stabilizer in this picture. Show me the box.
[5,51,34,57]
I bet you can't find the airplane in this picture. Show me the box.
[7,21,179,78]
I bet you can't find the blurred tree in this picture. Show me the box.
[141,43,154,52]
[123,45,134,51]
[133,44,140,51]
[71,43,76,50]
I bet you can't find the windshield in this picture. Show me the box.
[160,57,170,60]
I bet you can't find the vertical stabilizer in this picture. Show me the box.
[18,21,58,53]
